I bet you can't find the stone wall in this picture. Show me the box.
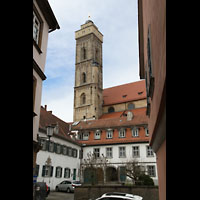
[74,185,159,200]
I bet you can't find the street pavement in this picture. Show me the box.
[47,191,74,200]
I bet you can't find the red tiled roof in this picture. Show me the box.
[71,107,148,131]
[99,107,147,119]
[39,106,80,144]
[103,80,146,106]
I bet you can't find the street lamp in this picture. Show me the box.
[46,125,54,140]
[37,124,55,145]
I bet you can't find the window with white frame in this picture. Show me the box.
[119,146,126,158]
[33,11,41,44]
[147,165,156,177]
[146,145,154,157]
[83,132,89,140]
[64,168,70,178]
[42,165,53,177]
[94,148,100,158]
[106,129,113,139]
[106,147,113,158]
[55,166,62,178]
[119,128,126,138]
[132,146,140,158]
[132,127,139,137]
[94,130,101,139]
[145,127,149,136]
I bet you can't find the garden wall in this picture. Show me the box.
[74,185,159,200]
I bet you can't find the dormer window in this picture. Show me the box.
[94,130,101,140]
[83,132,89,140]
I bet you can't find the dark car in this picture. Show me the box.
[34,182,50,200]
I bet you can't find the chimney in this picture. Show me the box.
[44,105,47,110]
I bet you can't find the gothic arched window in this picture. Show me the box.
[82,72,86,83]
[80,93,86,105]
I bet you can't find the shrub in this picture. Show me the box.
[136,174,154,186]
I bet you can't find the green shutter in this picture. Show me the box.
[42,165,45,177]
[50,166,54,177]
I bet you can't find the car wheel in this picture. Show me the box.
[66,188,71,193]
[56,186,59,192]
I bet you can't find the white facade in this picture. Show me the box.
[36,131,81,190]
[82,142,158,185]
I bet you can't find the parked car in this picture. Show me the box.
[55,180,76,193]
[72,181,82,187]
[34,182,50,200]
[46,184,50,196]
[95,192,143,200]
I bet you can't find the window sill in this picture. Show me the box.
[33,39,42,54]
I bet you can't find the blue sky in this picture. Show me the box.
[41,0,140,122]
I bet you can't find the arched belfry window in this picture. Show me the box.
[81,47,87,60]
[80,93,86,105]
[95,48,99,63]
[108,107,115,113]
[82,72,86,83]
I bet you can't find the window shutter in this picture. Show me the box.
[60,168,63,178]
[55,167,58,177]
[42,165,45,177]
[54,143,57,153]
[50,166,54,177]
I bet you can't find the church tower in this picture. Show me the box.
[73,20,103,122]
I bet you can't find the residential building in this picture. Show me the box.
[33,0,60,173]
[36,106,82,190]
[138,0,166,199]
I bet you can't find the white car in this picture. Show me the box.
[95,192,143,200]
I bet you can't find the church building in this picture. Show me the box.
[71,20,158,185]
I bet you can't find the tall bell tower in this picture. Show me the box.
[73,20,103,122]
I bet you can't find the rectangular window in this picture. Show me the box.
[132,146,140,158]
[119,147,126,158]
[68,147,72,157]
[33,11,41,44]
[64,168,71,178]
[147,165,156,177]
[55,167,62,178]
[146,146,154,157]
[145,127,149,136]
[83,132,89,140]
[119,129,126,138]
[106,147,112,158]
[42,165,53,177]
[132,127,139,137]
[62,145,67,155]
[106,129,113,139]
[72,148,77,158]
[49,141,54,152]
[40,139,47,151]
[94,130,101,139]
[56,144,61,154]
[94,148,100,158]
